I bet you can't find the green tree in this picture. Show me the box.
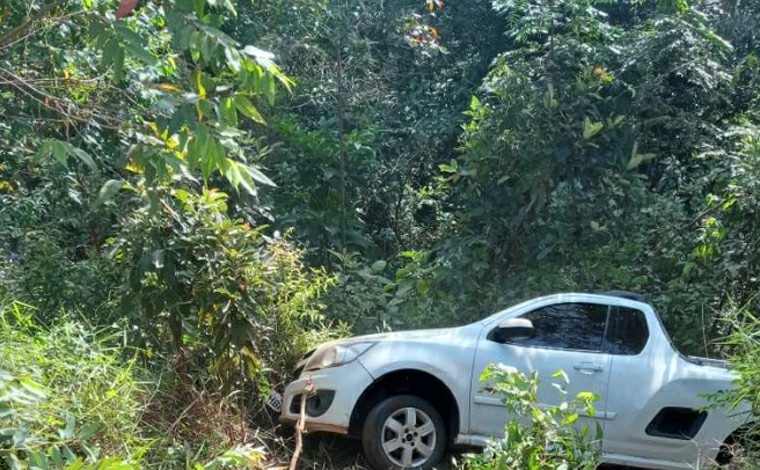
[416,0,760,353]
[0,0,292,319]
[230,0,504,262]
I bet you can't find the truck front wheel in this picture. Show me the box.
[361,395,447,470]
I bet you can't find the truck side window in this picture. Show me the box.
[511,303,609,352]
[603,306,649,355]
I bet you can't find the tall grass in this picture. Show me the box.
[715,303,760,467]
[0,300,146,466]
[0,300,272,469]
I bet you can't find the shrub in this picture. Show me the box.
[464,364,602,470]
[112,187,340,391]
[324,249,463,334]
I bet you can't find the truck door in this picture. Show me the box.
[470,301,614,438]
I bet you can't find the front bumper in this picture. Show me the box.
[280,359,374,434]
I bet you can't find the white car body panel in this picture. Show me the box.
[281,293,750,469]
[355,326,480,438]
[281,359,374,434]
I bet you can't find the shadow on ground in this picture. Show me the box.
[292,433,645,470]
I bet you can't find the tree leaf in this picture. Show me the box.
[582,117,604,139]
[626,141,657,170]
[95,179,125,206]
[242,45,276,68]
[116,0,138,18]
[66,144,98,172]
[371,260,387,273]
[112,43,125,82]
[221,97,238,127]
[241,162,275,187]
[102,37,119,70]
[234,95,265,124]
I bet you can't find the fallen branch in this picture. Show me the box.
[289,376,314,470]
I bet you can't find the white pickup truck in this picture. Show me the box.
[280,292,750,470]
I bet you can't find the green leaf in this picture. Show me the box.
[234,95,265,124]
[224,46,242,72]
[102,37,119,69]
[627,141,657,170]
[241,162,275,187]
[77,423,99,441]
[439,159,458,173]
[543,84,558,109]
[242,45,276,68]
[28,451,49,470]
[371,260,387,273]
[96,179,125,206]
[221,97,238,127]
[562,412,579,425]
[582,117,604,139]
[18,378,46,399]
[66,144,98,172]
[194,70,207,99]
[117,24,157,65]
[551,370,569,384]
[36,141,97,171]
[222,159,249,194]
[113,43,126,82]
[58,413,76,440]
[35,141,61,166]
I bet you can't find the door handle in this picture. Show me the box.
[573,362,603,374]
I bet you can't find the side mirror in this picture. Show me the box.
[488,318,535,343]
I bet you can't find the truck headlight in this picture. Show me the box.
[304,342,375,371]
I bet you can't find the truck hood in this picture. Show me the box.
[303,326,465,359]
[344,327,460,343]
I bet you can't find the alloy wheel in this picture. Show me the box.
[380,407,437,467]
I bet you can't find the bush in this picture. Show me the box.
[323,249,462,333]
[112,187,341,391]
[464,364,602,470]
[0,157,122,321]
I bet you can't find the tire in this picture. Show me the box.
[361,395,447,470]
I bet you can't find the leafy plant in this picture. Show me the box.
[1,0,291,196]
[112,187,339,390]
[0,300,277,469]
[464,364,602,470]
[710,303,760,466]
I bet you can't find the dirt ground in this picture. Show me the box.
[291,432,644,470]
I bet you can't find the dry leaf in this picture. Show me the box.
[116,0,139,19]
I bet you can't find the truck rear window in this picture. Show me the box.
[603,306,649,355]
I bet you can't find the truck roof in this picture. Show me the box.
[601,290,651,305]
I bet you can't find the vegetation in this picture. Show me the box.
[712,303,760,466]
[1,301,145,467]
[2,0,760,467]
[0,301,268,469]
[464,365,601,470]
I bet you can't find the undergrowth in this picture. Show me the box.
[0,300,268,469]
